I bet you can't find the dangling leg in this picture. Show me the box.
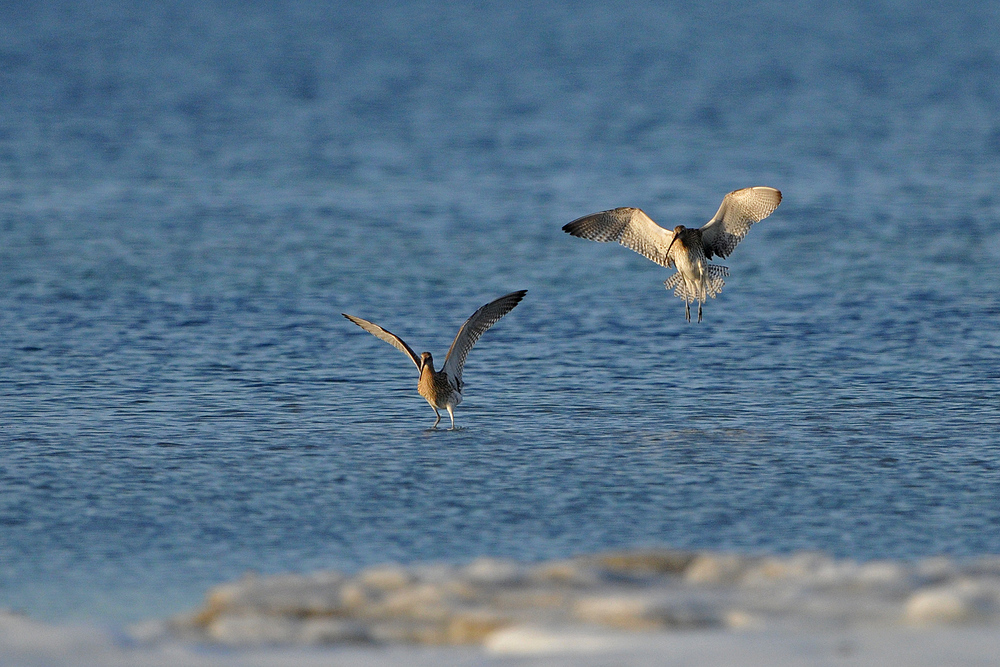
[698,301,703,323]
[684,301,691,322]
[431,407,441,428]
[446,404,456,430]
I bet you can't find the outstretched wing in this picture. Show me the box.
[562,207,677,268]
[699,187,782,259]
[441,290,527,389]
[342,313,421,370]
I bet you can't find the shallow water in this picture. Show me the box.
[2,0,1000,622]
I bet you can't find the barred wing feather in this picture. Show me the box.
[562,207,677,268]
[699,187,782,259]
[441,290,527,389]
[342,314,421,370]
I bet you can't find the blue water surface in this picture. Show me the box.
[2,0,1000,622]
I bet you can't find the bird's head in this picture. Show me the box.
[419,352,433,371]
[666,226,686,255]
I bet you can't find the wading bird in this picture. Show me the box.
[343,290,526,428]
[563,187,781,322]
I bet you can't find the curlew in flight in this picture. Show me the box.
[563,187,782,322]
[343,290,526,428]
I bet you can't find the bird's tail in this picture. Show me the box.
[664,265,729,303]
[706,265,729,298]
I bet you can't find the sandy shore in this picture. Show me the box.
[5,548,1000,666]
[4,616,1000,667]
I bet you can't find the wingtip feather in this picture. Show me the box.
[562,217,590,237]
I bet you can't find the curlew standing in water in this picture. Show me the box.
[343,290,526,429]
[563,187,782,322]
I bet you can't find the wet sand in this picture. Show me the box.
[4,613,1000,667]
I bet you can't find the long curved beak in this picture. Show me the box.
[665,233,680,258]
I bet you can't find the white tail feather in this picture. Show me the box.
[706,264,728,298]
[664,265,729,303]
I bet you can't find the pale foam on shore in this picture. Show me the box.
[5,549,1000,666]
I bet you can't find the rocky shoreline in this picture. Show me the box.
[137,548,1000,649]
